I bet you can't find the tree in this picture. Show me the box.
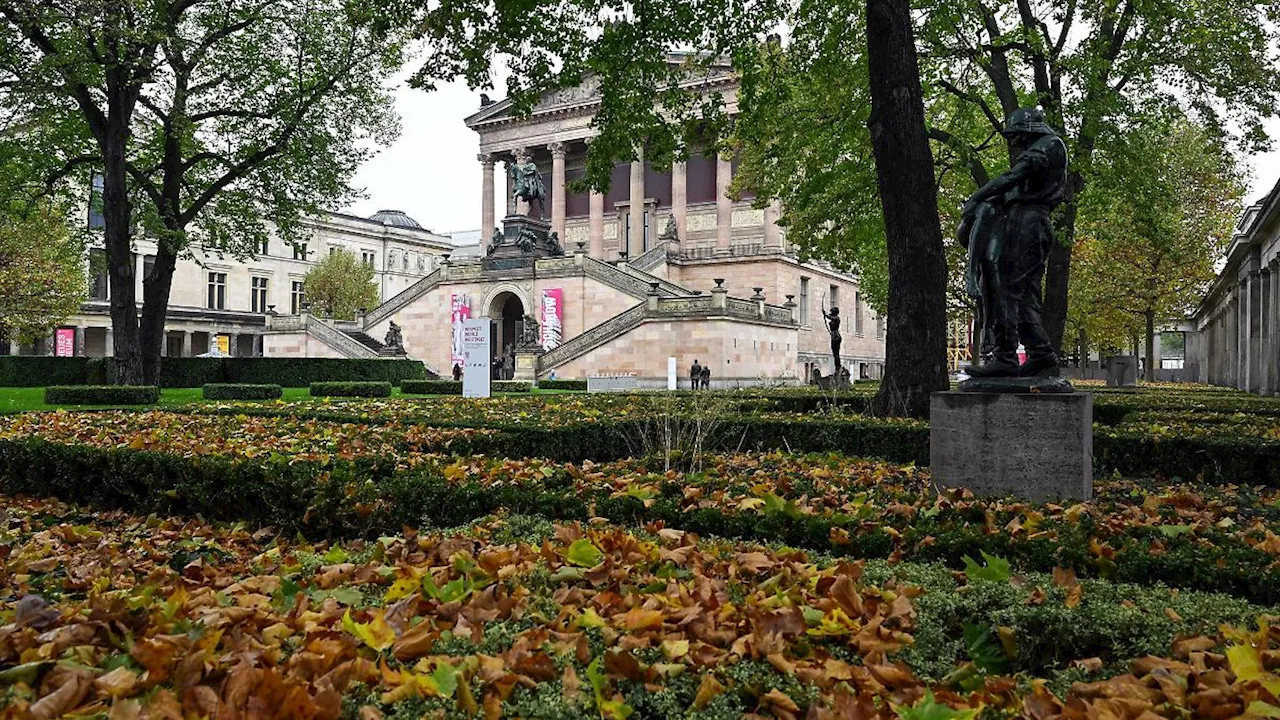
[864,0,950,416]
[0,0,405,384]
[915,0,1280,355]
[302,248,379,321]
[0,199,86,343]
[1071,116,1245,380]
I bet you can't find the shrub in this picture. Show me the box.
[43,385,159,405]
[400,380,462,395]
[309,381,391,398]
[494,381,532,393]
[147,358,225,388]
[202,383,283,400]
[0,357,107,387]
[225,358,428,386]
[537,379,587,391]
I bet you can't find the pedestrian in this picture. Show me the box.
[452,363,462,381]
[689,359,702,390]
[700,363,711,390]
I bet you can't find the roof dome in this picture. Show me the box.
[370,209,423,229]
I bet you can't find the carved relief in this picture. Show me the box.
[564,225,590,244]
[686,214,717,233]
[534,77,602,110]
[732,208,765,228]
[603,222,618,241]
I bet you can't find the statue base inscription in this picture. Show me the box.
[930,391,1093,502]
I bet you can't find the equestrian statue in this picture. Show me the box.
[510,159,547,220]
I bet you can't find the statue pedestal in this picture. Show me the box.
[513,348,542,382]
[930,391,1093,502]
[1106,356,1138,387]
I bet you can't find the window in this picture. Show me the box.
[291,281,305,314]
[643,211,651,251]
[90,248,109,300]
[256,238,269,256]
[361,250,375,267]
[88,173,104,230]
[876,314,884,340]
[829,285,839,314]
[207,272,226,310]
[142,254,156,283]
[854,292,864,335]
[251,277,269,313]
[798,277,810,326]
[292,242,308,260]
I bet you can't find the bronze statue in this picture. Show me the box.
[510,160,547,219]
[822,306,842,372]
[383,321,404,353]
[487,228,504,255]
[959,108,1068,378]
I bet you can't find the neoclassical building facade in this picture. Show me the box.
[1187,178,1280,395]
[8,209,453,359]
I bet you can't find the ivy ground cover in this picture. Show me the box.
[5,495,1280,719]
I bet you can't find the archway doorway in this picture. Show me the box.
[489,292,525,378]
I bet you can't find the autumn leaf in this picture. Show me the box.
[566,538,605,567]
[343,610,396,652]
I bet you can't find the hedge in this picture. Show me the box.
[537,379,587,391]
[3,436,1279,606]
[400,380,461,395]
[494,380,532,393]
[0,355,428,388]
[309,381,392,398]
[201,383,283,400]
[43,385,159,405]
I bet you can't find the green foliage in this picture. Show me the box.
[0,357,108,387]
[962,552,1012,583]
[309,381,392,398]
[43,386,159,406]
[201,384,283,401]
[0,200,87,342]
[494,381,532,393]
[0,357,427,388]
[400,380,462,395]
[538,379,588,391]
[302,249,381,320]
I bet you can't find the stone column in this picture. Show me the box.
[479,153,495,235]
[1264,268,1274,395]
[763,199,782,250]
[1250,270,1264,394]
[504,160,516,216]
[715,153,732,251]
[671,158,688,248]
[74,326,86,357]
[1237,281,1247,390]
[104,327,114,358]
[589,191,605,258]
[1273,258,1280,394]
[628,148,645,257]
[514,148,531,216]
[181,331,192,358]
[549,142,567,238]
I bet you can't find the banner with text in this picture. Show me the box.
[55,328,74,357]
[540,288,563,351]
[461,318,491,398]
[450,293,472,366]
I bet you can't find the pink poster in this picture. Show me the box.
[450,293,471,365]
[540,288,563,351]
[55,328,75,357]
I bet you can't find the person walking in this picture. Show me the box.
[689,359,702,390]
[452,363,462,381]
[700,363,711,390]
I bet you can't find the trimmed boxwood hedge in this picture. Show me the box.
[538,379,587,391]
[0,355,429,388]
[43,385,159,405]
[494,380,532,393]
[400,380,461,395]
[202,383,283,400]
[309,381,392,398]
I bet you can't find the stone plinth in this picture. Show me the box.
[513,348,541,381]
[930,392,1093,502]
[1106,356,1137,387]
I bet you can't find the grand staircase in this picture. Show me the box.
[342,329,385,353]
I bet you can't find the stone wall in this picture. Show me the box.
[263,331,347,359]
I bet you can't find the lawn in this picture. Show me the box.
[0,385,580,413]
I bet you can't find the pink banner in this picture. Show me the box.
[55,328,75,357]
[540,288,563,351]
[450,293,471,365]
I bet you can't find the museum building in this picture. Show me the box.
[264,58,887,384]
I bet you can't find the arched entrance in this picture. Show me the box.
[488,291,525,378]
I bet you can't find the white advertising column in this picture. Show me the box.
[667,357,677,390]
[462,319,492,398]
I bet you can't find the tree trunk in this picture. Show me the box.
[139,248,178,384]
[1041,170,1082,356]
[1144,309,1156,382]
[866,0,949,418]
[102,115,143,385]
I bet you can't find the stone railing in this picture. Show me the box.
[306,316,380,358]
[582,256,665,299]
[652,294,714,316]
[726,297,761,319]
[630,241,671,272]
[765,304,794,324]
[365,269,442,328]
[266,315,304,331]
[538,302,648,370]
[620,263,688,297]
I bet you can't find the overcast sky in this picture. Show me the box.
[342,79,1280,239]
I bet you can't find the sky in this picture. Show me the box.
[342,79,1280,240]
